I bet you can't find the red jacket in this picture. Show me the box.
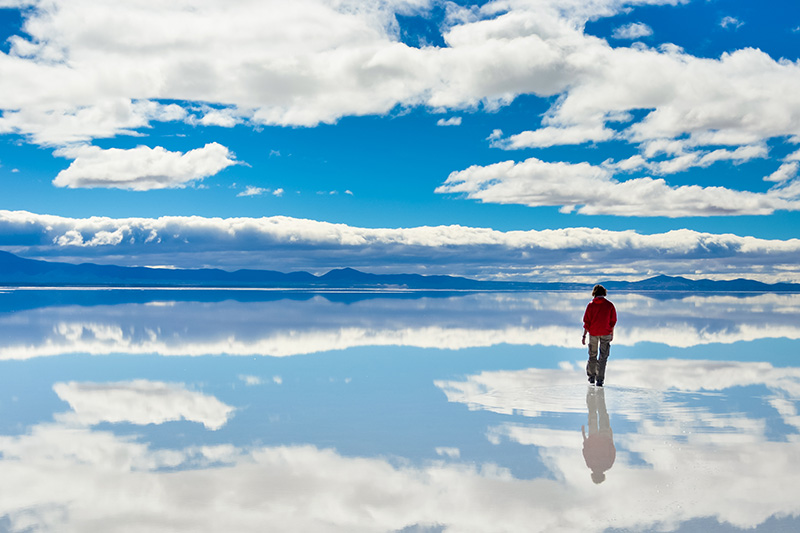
[583,297,617,336]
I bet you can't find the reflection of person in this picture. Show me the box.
[582,284,617,387]
[582,387,615,484]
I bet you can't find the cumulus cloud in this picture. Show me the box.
[611,22,653,40]
[0,0,797,159]
[1,209,800,281]
[720,16,744,30]
[195,107,242,127]
[765,162,799,183]
[53,143,236,190]
[437,156,800,217]
[239,375,263,386]
[437,116,462,126]
[0,0,797,220]
[0,0,440,144]
[492,124,616,148]
[237,186,268,197]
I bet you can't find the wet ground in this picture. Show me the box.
[0,290,798,532]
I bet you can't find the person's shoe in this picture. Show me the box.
[596,380,603,387]
[588,376,595,384]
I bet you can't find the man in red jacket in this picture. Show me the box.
[582,284,617,387]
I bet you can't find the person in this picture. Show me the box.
[582,284,616,387]
[582,387,615,484]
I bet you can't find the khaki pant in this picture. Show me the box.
[586,334,613,383]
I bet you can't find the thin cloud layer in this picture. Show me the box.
[2,210,800,281]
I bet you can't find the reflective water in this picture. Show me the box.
[0,289,798,532]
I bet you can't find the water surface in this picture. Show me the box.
[0,290,797,532]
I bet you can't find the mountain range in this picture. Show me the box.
[1,250,799,292]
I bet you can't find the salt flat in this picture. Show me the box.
[0,290,797,532]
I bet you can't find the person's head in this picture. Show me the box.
[592,284,607,297]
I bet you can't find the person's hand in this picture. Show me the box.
[581,332,586,345]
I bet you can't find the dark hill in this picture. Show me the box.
[1,250,798,292]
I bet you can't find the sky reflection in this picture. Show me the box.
[1,290,799,359]
[0,291,798,532]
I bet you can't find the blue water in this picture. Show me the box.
[0,290,798,532]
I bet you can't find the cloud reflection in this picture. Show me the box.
[2,373,799,533]
[437,359,800,531]
[53,380,235,430]
[436,359,800,416]
[0,292,799,359]
[0,322,799,531]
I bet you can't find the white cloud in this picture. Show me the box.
[196,107,241,127]
[611,22,653,40]
[239,375,263,386]
[765,162,799,183]
[53,143,236,190]
[273,188,285,197]
[487,129,503,141]
[720,16,744,30]
[435,447,461,458]
[491,124,616,148]
[436,116,462,126]
[437,156,800,217]
[237,186,268,197]
[598,143,768,176]
[1,209,800,281]
[0,0,796,167]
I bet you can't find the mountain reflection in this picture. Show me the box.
[1,290,799,358]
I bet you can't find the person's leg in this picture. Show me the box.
[586,335,599,382]
[596,334,612,385]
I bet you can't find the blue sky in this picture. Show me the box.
[1,0,799,282]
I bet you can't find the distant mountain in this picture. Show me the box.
[1,250,799,292]
[0,251,544,290]
[601,274,800,293]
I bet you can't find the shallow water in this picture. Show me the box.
[0,290,798,532]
